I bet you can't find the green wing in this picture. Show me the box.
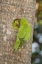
[24,26,31,41]
[17,25,27,38]
[17,25,31,41]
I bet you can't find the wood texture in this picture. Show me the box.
[0,0,36,64]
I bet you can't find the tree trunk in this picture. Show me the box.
[0,0,36,64]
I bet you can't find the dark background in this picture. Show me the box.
[31,0,42,64]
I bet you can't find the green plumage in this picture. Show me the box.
[12,18,31,51]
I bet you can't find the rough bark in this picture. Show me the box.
[0,0,36,64]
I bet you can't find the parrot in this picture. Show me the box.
[12,18,31,51]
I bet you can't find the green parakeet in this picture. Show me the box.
[12,18,31,51]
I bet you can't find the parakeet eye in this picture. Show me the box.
[14,19,20,28]
[16,21,19,26]
[16,22,20,28]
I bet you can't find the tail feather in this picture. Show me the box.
[14,38,21,51]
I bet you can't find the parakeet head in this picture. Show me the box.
[12,18,28,30]
[12,18,20,30]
